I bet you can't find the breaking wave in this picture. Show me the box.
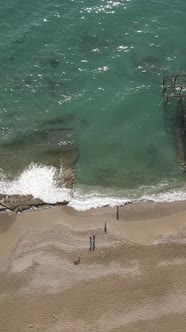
[0,163,186,211]
[0,163,72,204]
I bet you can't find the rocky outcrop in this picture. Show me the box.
[0,205,6,211]
[0,123,79,212]
[0,194,70,213]
[0,194,45,212]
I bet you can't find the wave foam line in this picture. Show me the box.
[141,191,186,203]
[1,163,186,211]
[69,191,186,211]
[68,195,130,211]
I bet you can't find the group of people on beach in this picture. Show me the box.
[89,206,119,251]
[74,206,120,264]
[89,206,120,252]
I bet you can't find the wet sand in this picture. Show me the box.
[0,201,186,331]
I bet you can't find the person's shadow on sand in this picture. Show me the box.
[0,213,16,233]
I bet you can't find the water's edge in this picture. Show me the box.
[1,190,186,213]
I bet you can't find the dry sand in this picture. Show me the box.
[0,201,186,331]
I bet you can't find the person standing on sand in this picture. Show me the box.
[92,234,95,251]
[104,220,107,234]
[89,236,92,251]
[116,205,119,220]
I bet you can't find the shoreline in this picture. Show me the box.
[1,199,186,250]
[0,200,186,331]
[1,195,186,217]
[1,175,186,213]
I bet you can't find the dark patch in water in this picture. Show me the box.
[13,81,24,90]
[97,167,113,174]
[1,127,76,151]
[132,54,163,73]
[146,144,158,167]
[46,77,63,86]
[42,117,65,128]
[39,55,60,69]
[41,112,78,130]
[80,118,89,127]
[49,58,60,68]
[80,34,97,51]
[13,32,28,45]
[142,55,162,65]
[24,76,33,85]
[44,77,64,97]
[4,109,19,119]
[79,34,114,54]
[9,54,16,61]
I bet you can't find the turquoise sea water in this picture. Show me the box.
[1,0,186,208]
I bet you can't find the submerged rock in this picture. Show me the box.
[132,54,163,72]
[49,58,59,68]
[39,55,60,69]
[24,76,33,85]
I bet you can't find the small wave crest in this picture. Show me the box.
[141,191,186,203]
[69,194,130,211]
[69,190,186,211]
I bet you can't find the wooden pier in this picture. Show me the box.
[162,73,186,128]
[162,73,186,108]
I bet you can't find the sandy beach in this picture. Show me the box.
[0,201,186,332]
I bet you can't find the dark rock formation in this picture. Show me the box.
[0,194,45,212]
[0,205,6,211]
[0,123,79,212]
[0,194,70,213]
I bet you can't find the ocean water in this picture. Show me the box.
[1,0,186,210]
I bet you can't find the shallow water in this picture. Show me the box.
[0,0,186,209]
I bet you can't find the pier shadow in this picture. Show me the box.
[162,73,186,170]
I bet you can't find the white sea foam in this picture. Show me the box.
[68,187,186,211]
[69,190,186,211]
[141,191,186,203]
[1,163,186,210]
[68,195,130,211]
[0,163,71,204]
